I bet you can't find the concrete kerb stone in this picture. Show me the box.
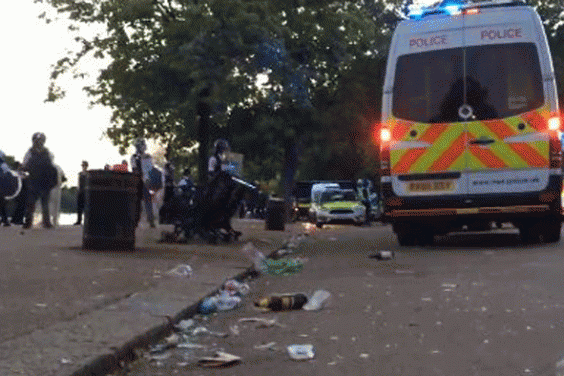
[70,235,304,376]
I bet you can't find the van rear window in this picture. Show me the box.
[392,43,544,123]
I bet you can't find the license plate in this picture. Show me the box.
[408,180,455,192]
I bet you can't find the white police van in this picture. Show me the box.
[379,0,562,245]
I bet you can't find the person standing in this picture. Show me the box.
[74,160,88,225]
[131,138,156,228]
[22,132,57,229]
[163,161,175,203]
[208,138,230,181]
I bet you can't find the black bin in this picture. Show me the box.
[265,198,285,231]
[83,170,139,250]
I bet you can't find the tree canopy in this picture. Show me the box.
[40,0,389,158]
[39,0,564,190]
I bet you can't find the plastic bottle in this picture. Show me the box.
[254,293,308,311]
[215,291,241,311]
[303,290,331,311]
[198,296,218,314]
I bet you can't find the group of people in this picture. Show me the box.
[0,132,65,229]
[0,134,239,230]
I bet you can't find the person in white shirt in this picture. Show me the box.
[131,138,156,227]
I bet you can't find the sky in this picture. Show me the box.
[1,2,125,187]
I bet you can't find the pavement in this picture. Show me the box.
[0,218,306,376]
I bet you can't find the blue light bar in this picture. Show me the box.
[444,4,462,15]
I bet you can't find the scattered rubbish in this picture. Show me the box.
[60,358,72,364]
[177,342,206,349]
[369,250,394,260]
[223,279,250,296]
[230,325,240,336]
[555,357,564,376]
[198,291,241,314]
[260,258,305,276]
[198,297,218,315]
[329,237,337,241]
[330,336,339,341]
[395,270,414,274]
[303,290,331,311]
[255,293,308,311]
[359,353,370,359]
[441,283,457,289]
[166,264,193,278]
[35,303,47,308]
[164,333,181,346]
[176,319,195,331]
[191,326,228,338]
[147,352,171,362]
[197,351,241,368]
[216,291,242,311]
[238,317,284,328]
[254,342,277,351]
[241,242,266,271]
[149,343,175,354]
[287,344,315,360]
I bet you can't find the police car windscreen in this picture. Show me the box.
[393,43,543,123]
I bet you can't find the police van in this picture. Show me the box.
[379,0,562,245]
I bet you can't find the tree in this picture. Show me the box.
[40,0,394,202]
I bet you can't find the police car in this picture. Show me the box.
[379,0,562,245]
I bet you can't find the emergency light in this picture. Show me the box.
[408,0,526,20]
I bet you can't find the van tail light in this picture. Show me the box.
[380,127,391,177]
[549,115,562,169]
[381,128,391,143]
[548,116,560,131]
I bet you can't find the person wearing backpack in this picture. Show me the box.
[22,132,57,229]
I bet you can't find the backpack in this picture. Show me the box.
[146,166,163,191]
[27,149,58,191]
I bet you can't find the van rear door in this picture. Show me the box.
[463,15,549,196]
[390,26,468,197]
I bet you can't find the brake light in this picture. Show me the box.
[381,128,391,143]
[549,115,562,168]
[548,116,560,131]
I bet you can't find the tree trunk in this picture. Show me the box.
[197,101,211,186]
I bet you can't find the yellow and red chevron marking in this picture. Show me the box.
[387,107,551,174]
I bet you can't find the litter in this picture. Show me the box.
[223,280,250,296]
[303,290,331,311]
[255,293,308,311]
[166,264,192,278]
[191,326,229,338]
[197,351,241,368]
[254,342,277,350]
[238,317,284,328]
[176,319,195,331]
[260,258,305,276]
[287,344,315,360]
[241,242,266,271]
[369,250,394,260]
